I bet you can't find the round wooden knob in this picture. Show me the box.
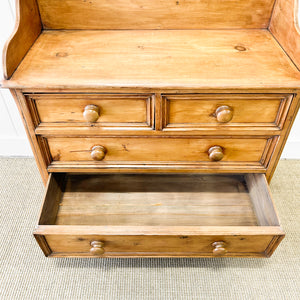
[215,105,233,123]
[90,241,105,255]
[212,241,227,256]
[83,104,100,122]
[91,145,107,161]
[208,146,224,161]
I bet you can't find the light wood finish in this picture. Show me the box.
[3,0,299,258]
[162,94,293,130]
[2,0,41,79]
[269,0,300,70]
[38,173,64,225]
[245,174,280,226]
[215,106,233,123]
[90,146,106,161]
[37,0,276,30]
[33,173,284,257]
[266,93,300,181]
[43,235,280,258]
[55,174,257,226]
[208,146,224,162]
[90,241,105,255]
[28,94,154,129]
[83,105,100,123]
[10,91,50,185]
[212,241,227,256]
[47,137,272,164]
[3,30,300,90]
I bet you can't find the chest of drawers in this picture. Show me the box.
[2,0,300,257]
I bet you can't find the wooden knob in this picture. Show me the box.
[208,146,224,161]
[212,241,227,256]
[83,104,100,122]
[91,145,106,161]
[90,241,105,255]
[215,105,233,123]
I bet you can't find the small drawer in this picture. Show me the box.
[34,173,284,257]
[162,94,292,130]
[25,93,154,129]
[45,136,277,171]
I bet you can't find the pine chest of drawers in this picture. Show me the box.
[2,0,300,257]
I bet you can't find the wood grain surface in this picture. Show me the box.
[37,0,276,30]
[2,0,41,79]
[4,30,300,89]
[47,136,271,163]
[269,0,300,70]
[163,94,292,129]
[34,173,284,257]
[30,94,154,128]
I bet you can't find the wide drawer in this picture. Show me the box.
[34,173,284,257]
[46,136,276,165]
[26,93,154,129]
[162,94,293,130]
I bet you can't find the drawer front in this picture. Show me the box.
[162,94,292,130]
[26,94,154,128]
[41,234,281,257]
[47,137,274,164]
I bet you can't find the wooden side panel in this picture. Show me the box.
[245,174,280,226]
[37,0,276,30]
[38,173,65,225]
[269,0,300,70]
[10,90,49,185]
[2,0,41,79]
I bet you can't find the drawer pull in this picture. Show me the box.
[90,241,105,255]
[83,104,100,122]
[212,241,227,256]
[91,145,107,161]
[208,146,224,161]
[215,105,233,123]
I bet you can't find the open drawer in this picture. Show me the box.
[34,173,284,257]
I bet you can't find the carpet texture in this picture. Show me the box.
[0,158,299,300]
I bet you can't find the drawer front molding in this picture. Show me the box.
[25,93,155,130]
[43,136,278,171]
[162,94,293,131]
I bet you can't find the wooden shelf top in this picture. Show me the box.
[3,29,300,90]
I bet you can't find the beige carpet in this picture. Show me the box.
[0,158,299,300]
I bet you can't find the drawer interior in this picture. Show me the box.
[35,173,284,257]
[39,173,280,227]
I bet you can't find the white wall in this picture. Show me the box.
[0,0,32,156]
[0,0,299,158]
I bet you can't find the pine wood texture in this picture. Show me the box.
[46,136,272,163]
[163,94,292,130]
[2,0,41,79]
[33,173,284,257]
[2,0,300,258]
[269,0,300,70]
[37,0,276,30]
[4,30,300,90]
[28,94,154,128]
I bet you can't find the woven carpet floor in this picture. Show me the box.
[0,158,299,300]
